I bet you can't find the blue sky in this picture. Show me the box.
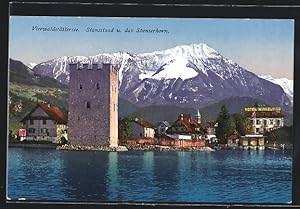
[9,16,294,79]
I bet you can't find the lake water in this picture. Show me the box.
[7,148,292,203]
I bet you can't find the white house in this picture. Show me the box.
[131,118,155,139]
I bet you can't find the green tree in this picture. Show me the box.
[265,126,293,144]
[216,105,236,144]
[232,113,252,136]
[118,116,133,144]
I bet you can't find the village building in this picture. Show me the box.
[68,63,118,147]
[127,118,156,145]
[244,107,285,134]
[203,121,218,143]
[130,118,155,139]
[156,120,171,136]
[227,133,240,148]
[20,102,67,143]
[240,134,265,150]
[166,113,207,140]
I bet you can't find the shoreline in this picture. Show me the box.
[9,142,58,149]
[56,144,216,152]
[8,142,293,152]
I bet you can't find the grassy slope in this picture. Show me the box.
[8,59,68,134]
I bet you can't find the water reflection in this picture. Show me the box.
[106,152,119,200]
[152,152,179,201]
[60,151,109,201]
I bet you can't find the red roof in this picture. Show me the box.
[132,118,155,129]
[227,134,239,140]
[20,103,67,124]
[167,114,207,135]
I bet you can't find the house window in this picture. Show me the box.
[96,83,100,89]
[263,120,267,126]
[43,119,47,125]
[41,128,48,134]
[256,128,259,133]
[30,119,34,125]
[277,120,281,126]
[270,119,274,125]
[86,101,91,109]
[78,116,80,120]
[29,128,35,133]
[79,84,83,89]
[256,120,260,125]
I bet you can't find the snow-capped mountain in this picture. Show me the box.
[32,43,293,112]
[27,62,37,69]
[258,75,293,103]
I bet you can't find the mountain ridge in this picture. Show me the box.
[31,43,293,113]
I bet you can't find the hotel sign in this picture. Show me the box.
[244,107,281,112]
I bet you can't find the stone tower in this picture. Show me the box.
[68,63,118,147]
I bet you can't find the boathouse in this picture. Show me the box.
[240,134,265,150]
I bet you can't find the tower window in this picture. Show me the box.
[78,116,80,120]
[86,101,91,109]
[79,84,83,89]
[41,128,48,134]
[29,128,35,133]
[96,83,100,89]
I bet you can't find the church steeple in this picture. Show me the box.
[195,109,201,124]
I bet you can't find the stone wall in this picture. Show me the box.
[127,138,155,145]
[25,136,58,143]
[159,137,206,148]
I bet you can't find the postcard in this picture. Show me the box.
[7,16,294,203]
